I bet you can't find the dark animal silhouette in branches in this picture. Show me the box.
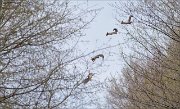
[121,15,133,24]
[83,72,94,84]
[106,28,118,36]
[91,54,104,62]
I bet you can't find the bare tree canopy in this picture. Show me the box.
[107,0,180,109]
[0,0,102,108]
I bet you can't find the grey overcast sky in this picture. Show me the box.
[75,1,129,82]
[70,1,134,108]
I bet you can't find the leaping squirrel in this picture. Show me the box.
[121,15,133,24]
[91,54,104,62]
[106,28,118,36]
[83,72,94,84]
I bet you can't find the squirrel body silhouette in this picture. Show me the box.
[121,15,133,24]
[83,73,94,84]
[91,54,104,62]
[106,28,118,36]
